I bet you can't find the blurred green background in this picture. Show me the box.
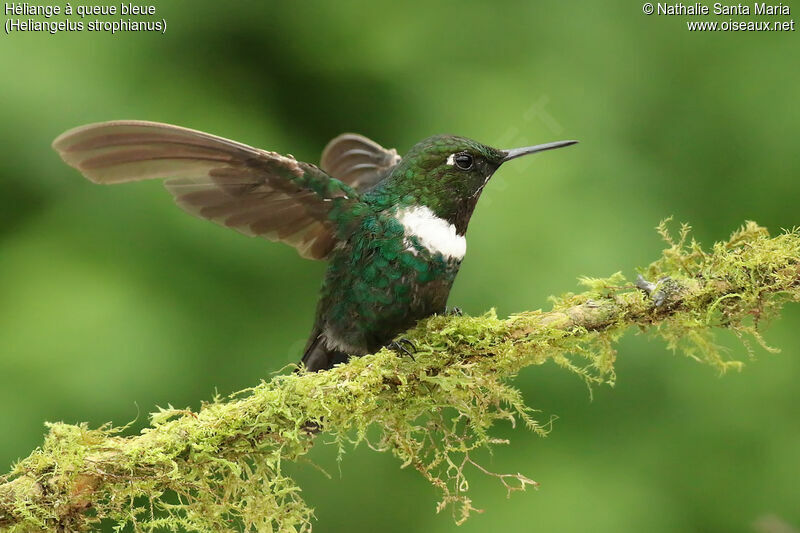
[1,1,799,531]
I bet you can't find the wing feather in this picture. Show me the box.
[319,133,400,191]
[53,121,360,260]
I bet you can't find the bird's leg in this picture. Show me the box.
[445,306,463,316]
[387,338,416,360]
[635,274,668,307]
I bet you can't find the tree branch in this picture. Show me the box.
[1,221,798,532]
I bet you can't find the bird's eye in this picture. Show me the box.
[453,153,473,171]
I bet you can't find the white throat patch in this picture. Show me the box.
[395,206,466,260]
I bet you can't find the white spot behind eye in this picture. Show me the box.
[446,153,455,166]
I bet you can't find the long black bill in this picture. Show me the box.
[502,140,578,162]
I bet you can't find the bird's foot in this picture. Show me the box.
[635,274,669,307]
[387,337,416,360]
[445,306,463,317]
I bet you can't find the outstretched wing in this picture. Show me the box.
[53,121,362,260]
[320,133,401,191]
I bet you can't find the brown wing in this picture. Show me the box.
[319,133,401,191]
[53,121,363,260]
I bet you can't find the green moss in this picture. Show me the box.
[1,221,798,531]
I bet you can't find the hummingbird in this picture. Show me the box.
[53,121,576,371]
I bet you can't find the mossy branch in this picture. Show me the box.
[1,221,799,532]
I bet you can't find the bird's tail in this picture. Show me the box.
[300,331,348,372]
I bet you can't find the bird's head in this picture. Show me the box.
[372,135,577,234]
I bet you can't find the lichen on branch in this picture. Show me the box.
[1,221,798,532]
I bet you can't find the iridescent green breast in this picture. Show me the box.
[314,206,463,354]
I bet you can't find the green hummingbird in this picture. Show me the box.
[53,121,576,371]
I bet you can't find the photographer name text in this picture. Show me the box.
[657,2,790,15]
